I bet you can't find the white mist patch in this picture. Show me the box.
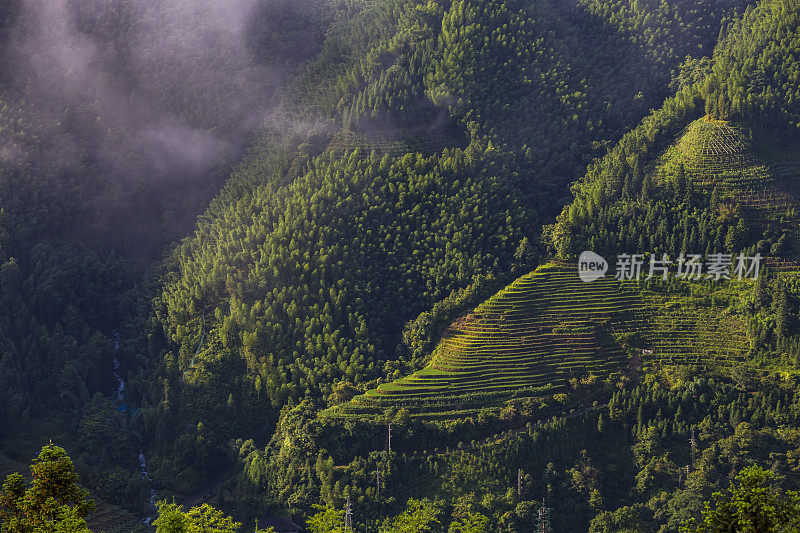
[2,0,278,182]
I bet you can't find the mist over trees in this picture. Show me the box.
[3,0,800,531]
[0,0,328,260]
[1,0,279,177]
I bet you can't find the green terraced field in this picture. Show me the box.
[330,262,641,418]
[329,120,800,420]
[640,284,750,369]
[330,263,756,419]
[657,117,800,223]
[653,116,800,273]
[660,117,756,177]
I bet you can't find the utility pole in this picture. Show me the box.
[517,468,523,496]
[690,427,697,469]
[345,495,353,531]
[387,423,392,453]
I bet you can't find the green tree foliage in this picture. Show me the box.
[0,161,147,511]
[144,0,800,529]
[682,466,800,532]
[448,511,490,533]
[552,0,800,260]
[153,501,242,533]
[306,505,346,533]
[581,0,748,76]
[589,504,653,533]
[703,0,800,129]
[383,498,444,532]
[146,0,749,493]
[0,164,129,426]
[0,0,786,528]
[0,445,94,533]
[148,145,533,486]
[428,0,684,205]
[251,370,800,531]
[247,0,332,67]
[300,0,746,206]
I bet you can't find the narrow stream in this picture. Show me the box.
[112,332,157,524]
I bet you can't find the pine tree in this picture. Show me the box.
[0,444,94,532]
[776,285,792,339]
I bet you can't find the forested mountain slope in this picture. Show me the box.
[0,0,337,516]
[342,0,800,421]
[141,0,753,497]
[2,0,792,529]
[554,0,800,261]
[299,0,752,206]
[231,0,800,531]
[146,144,535,489]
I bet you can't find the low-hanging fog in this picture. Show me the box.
[0,0,332,259]
[1,0,280,181]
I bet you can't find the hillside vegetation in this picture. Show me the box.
[238,0,800,530]
[143,0,753,493]
[337,262,765,418]
[334,262,639,417]
[6,0,800,530]
[341,4,800,417]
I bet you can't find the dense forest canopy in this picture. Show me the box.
[148,0,755,472]
[4,0,800,531]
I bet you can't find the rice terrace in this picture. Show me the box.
[331,262,756,419]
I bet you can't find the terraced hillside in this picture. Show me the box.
[331,122,800,420]
[331,262,642,418]
[331,262,759,419]
[640,283,751,369]
[661,118,756,177]
[658,116,800,224]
